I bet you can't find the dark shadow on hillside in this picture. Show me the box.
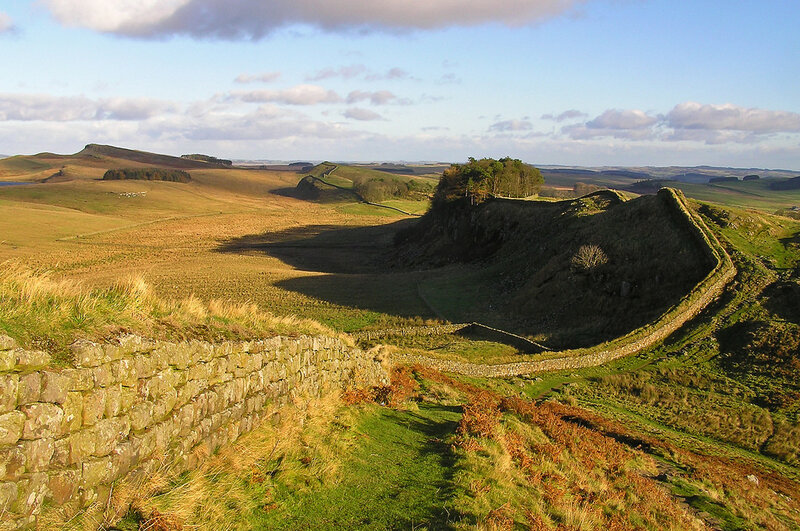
[216,220,417,274]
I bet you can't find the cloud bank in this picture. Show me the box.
[41,0,585,39]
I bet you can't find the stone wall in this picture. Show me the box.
[397,188,736,377]
[0,334,389,529]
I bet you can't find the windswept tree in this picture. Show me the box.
[433,157,543,205]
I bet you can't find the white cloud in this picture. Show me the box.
[346,90,397,105]
[489,119,533,132]
[0,94,176,121]
[666,102,800,133]
[234,72,282,84]
[233,85,342,105]
[343,108,385,121]
[586,109,658,130]
[0,12,14,33]
[40,0,586,39]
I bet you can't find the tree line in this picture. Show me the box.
[102,168,192,183]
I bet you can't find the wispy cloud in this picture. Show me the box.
[40,0,586,39]
[346,90,397,105]
[366,67,412,81]
[234,72,282,84]
[306,64,367,81]
[343,108,385,121]
[232,85,342,105]
[0,94,176,121]
[489,119,533,132]
[541,109,587,122]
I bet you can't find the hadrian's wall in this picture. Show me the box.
[397,188,737,377]
[0,334,389,529]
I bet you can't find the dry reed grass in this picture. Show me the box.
[0,260,346,361]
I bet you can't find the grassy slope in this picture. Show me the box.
[9,146,799,529]
[104,366,800,531]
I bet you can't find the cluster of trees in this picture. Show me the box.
[102,168,192,183]
[180,154,232,166]
[433,157,543,205]
[354,177,434,203]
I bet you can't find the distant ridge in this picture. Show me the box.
[78,144,213,169]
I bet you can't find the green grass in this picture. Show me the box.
[253,403,460,530]
[661,180,800,213]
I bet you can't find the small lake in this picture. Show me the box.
[0,182,32,187]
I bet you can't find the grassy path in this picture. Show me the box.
[254,403,462,530]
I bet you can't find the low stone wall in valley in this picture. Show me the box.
[0,334,389,529]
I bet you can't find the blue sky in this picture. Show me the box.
[1,0,799,168]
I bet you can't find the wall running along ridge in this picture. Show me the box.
[397,188,736,377]
[0,334,389,528]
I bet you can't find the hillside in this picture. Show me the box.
[395,190,712,348]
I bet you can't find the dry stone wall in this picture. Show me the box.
[397,188,736,378]
[0,334,388,529]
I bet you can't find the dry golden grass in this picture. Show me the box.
[0,261,343,358]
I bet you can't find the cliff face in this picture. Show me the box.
[394,190,713,348]
[0,334,389,528]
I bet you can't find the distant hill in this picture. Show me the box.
[78,144,210,170]
[770,176,800,191]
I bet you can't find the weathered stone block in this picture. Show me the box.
[104,384,122,418]
[0,374,18,414]
[128,402,154,432]
[168,344,191,370]
[191,340,214,363]
[82,388,105,426]
[153,387,178,422]
[61,392,83,433]
[92,417,130,457]
[116,334,155,358]
[21,403,64,440]
[17,372,41,406]
[110,359,137,387]
[41,371,70,404]
[22,438,54,472]
[49,469,80,505]
[111,441,137,479]
[0,481,17,513]
[92,364,114,388]
[13,472,47,515]
[0,335,16,351]
[120,386,137,413]
[68,430,96,465]
[0,349,15,372]
[71,340,106,368]
[51,437,70,468]
[133,355,157,380]
[1,444,27,483]
[81,456,114,488]
[61,368,94,391]
[188,362,210,382]
[14,349,51,372]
